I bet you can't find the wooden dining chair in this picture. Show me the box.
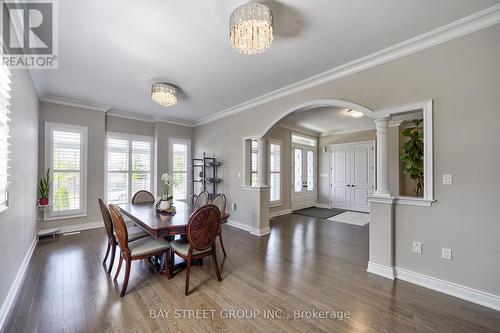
[98,199,149,274]
[108,204,172,297]
[194,190,209,209]
[170,205,223,295]
[211,193,227,257]
[132,190,155,204]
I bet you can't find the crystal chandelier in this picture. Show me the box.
[347,109,364,119]
[230,3,273,55]
[151,83,177,108]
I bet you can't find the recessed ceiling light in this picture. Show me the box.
[151,83,177,108]
[346,109,364,119]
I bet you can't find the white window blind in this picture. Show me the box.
[171,141,189,200]
[269,141,281,203]
[250,139,258,186]
[0,64,11,212]
[106,133,153,204]
[45,123,88,218]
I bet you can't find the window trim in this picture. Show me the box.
[105,131,154,205]
[250,139,258,186]
[168,138,191,202]
[268,139,282,206]
[44,122,88,220]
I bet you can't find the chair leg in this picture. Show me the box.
[103,242,110,264]
[185,257,192,296]
[107,243,116,274]
[164,251,172,280]
[120,259,131,297]
[212,246,222,281]
[218,228,227,257]
[114,256,123,280]
[170,250,175,277]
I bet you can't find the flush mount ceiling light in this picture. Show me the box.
[151,83,177,108]
[346,109,364,119]
[230,2,273,55]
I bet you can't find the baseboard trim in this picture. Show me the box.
[270,209,292,218]
[226,219,252,232]
[59,221,103,234]
[0,235,38,330]
[315,203,330,209]
[367,261,395,280]
[250,226,271,236]
[395,267,500,311]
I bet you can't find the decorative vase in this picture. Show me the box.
[158,200,171,211]
[38,198,49,206]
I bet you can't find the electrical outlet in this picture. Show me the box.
[442,174,453,185]
[442,248,452,260]
[412,241,422,254]
[232,202,237,211]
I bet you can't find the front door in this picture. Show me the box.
[292,145,316,209]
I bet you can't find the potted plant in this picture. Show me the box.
[400,119,424,197]
[38,168,51,206]
[158,173,177,211]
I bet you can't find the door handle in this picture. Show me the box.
[352,184,355,187]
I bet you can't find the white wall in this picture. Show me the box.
[0,69,39,320]
[193,24,500,296]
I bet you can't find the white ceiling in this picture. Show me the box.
[279,107,374,135]
[32,0,499,124]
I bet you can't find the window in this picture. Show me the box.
[269,140,281,204]
[250,139,258,186]
[106,133,153,204]
[45,122,88,218]
[0,64,11,212]
[170,139,190,200]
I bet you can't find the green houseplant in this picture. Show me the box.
[400,119,424,197]
[38,168,51,206]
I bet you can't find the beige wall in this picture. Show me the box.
[0,69,39,312]
[38,102,106,229]
[193,25,500,295]
[106,115,155,137]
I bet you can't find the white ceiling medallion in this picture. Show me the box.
[230,2,273,55]
[346,109,364,119]
[151,83,177,108]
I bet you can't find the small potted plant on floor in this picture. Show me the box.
[38,168,50,206]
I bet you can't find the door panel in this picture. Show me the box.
[331,142,374,212]
[305,149,316,206]
[292,145,317,209]
[292,148,304,208]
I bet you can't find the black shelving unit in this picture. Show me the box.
[190,152,221,204]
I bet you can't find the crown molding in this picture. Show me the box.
[40,95,112,112]
[320,119,403,137]
[195,4,500,127]
[278,122,321,137]
[106,109,195,127]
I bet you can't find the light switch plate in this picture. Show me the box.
[442,248,452,260]
[443,174,453,185]
[412,241,422,254]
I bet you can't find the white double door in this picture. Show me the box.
[331,142,374,212]
[292,144,317,209]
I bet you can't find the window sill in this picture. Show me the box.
[269,201,282,208]
[44,213,87,222]
[395,196,435,207]
[0,205,7,214]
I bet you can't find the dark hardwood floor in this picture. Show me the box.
[3,214,500,332]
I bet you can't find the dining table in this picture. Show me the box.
[117,200,230,273]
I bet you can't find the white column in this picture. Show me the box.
[374,117,390,196]
[257,138,268,187]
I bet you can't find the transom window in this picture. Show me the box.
[106,133,153,204]
[45,122,88,218]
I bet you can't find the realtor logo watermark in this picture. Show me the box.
[1,0,58,69]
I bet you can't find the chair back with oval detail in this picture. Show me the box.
[131,190,155,204]
[194,190,209,209]
[187,205,221,252]
[98,198,114,239]
[211,194,226,218]
[109,204,131,256]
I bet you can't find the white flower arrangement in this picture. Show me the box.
[161,173,178,201]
